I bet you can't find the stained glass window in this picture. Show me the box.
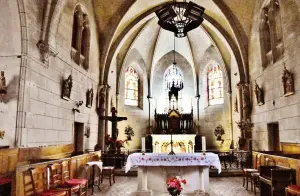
[125,67,139,106]
[208,62,224,105]
[164,65,183,111]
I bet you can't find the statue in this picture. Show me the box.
[86,88,93,108]
[282,65,294,96]
[214,124,225,141]
[237,81,251,120]
[234,95,238,113]
[0,71,7,102]
[98,85,107,110]
[254,81,264,106]
[62,75,72,100]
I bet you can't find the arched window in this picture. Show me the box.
[260,0,283,68]
[164,65,183,111]
[208,62,224,105]
[125,67,139,106]
[71,5,90,70]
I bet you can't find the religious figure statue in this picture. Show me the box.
[62,75,73,100]
[254,81,264,106]
[86,88,93,108]
[282,66,294,96]
[98,85,106,110]
[0,71,7,102]
[237,81,251,120]
[234,95,238,113]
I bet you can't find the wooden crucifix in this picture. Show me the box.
[101,107,127,140]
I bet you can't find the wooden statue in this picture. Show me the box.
[86,88,93,108]
[254,81,264,106]
[282,66,294,96]
[62,75,72,100]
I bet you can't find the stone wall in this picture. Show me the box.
[249,0,300,150]
[17,0,100,149]
[0,0,22,147]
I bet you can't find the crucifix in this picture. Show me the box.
[101,107,127,140]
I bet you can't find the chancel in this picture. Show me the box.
[1,0,300,196]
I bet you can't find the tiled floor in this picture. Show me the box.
[90,176,257,196]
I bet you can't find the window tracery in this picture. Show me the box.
[71,5,90,70]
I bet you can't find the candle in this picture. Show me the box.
[202,136,206,151]
[142,137,145,152]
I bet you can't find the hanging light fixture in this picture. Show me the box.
[156,0,205,38]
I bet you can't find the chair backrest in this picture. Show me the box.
[29,167,48,194]
[61,161,71,183]
[49,163,63,188]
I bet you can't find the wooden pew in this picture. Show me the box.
[252,151,300,185]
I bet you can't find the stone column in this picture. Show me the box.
[97,84,107,149]
[105,85,111,135]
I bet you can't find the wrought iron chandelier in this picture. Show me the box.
[155,0,205,38]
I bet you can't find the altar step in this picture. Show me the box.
[115,167,243,177]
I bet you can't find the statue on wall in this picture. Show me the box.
[0,71,7,102]
[86,88,93,108]
[237,82,251,120]
[98,85,107,111]
[254,81,264,106]
[234,95,238,113]
[62,75,73,100]
[282,66,294,96]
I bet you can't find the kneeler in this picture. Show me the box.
[49,163,81,196]
[29,167,67,196]
[61,161,88,196]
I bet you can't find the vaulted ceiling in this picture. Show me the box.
[93,0,257,83]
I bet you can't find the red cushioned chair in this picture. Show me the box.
[0,178,12,196]
[61,161,88,196]
[29,167,67,196]
[49,163,81,196]
[286,185,300,196]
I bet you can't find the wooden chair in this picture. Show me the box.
[101,166,115,186]
[61,161,88,196]
[48,163,81,196]
[286,185,300,196]
[29,167,67,196]
[243,153,260,190]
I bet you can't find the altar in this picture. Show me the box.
[152,134,196,153]
[125,153,221,195]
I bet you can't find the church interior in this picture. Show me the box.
[1,0,300,195]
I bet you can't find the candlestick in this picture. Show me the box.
[142,137,145,155]
[202,136,206,155]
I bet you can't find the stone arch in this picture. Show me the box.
[118,48,147,110]
[102,2,247,87]
[152,51,195,113]
[199,46,230,108]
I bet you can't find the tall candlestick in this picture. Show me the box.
[142,137,145,154]
[202,136,206,152]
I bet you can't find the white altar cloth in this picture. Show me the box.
[125,153,221,174]
[125,153,221,195]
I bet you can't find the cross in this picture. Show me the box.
[101,107,127,140]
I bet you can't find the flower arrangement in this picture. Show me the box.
[124,125,134,140]
[115,140,125,148]
[0,130,5,139]
[166,176,186,196]
[105,134,114,147]
[214,124,225,141]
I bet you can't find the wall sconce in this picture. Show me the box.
[0,71,7,102]
[85,127,90,138]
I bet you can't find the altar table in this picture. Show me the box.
[125,153,221,195]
